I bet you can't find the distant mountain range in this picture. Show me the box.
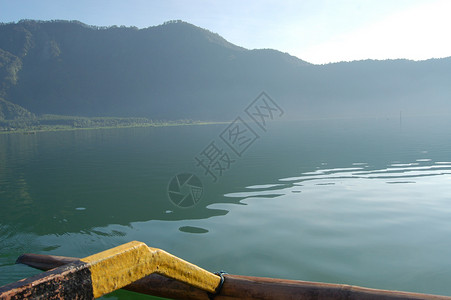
[0,19,450,121]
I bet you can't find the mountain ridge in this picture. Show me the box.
[0,97,33,120]
[0,19,450,121]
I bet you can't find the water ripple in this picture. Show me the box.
[226,160,451,200]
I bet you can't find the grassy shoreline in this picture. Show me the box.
[0,115,227,135]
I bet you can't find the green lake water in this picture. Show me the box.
[1,116,451,299]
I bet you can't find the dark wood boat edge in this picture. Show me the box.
[14,253,451,300]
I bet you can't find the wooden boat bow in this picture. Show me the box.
[1,241,450,299]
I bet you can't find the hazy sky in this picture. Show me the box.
[1,0,450,64]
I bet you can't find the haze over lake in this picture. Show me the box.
[1,115,451,299]
[1,15,451,299]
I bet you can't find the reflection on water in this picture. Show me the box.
[1,116,451,299]
[0,127,231,237]
[217,160,451,295]
[226,160,451,209]
[179,226,209,234]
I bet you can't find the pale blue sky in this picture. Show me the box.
[1,0,450,64]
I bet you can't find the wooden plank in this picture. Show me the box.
[13,253,451,300]
[0,260,95,299]
[1,241,221,299]
[15,253,211,300]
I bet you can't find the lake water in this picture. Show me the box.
[1,116,451,299]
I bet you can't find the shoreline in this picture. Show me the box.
[0,120,228,135]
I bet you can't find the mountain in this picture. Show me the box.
[0,97,33,120]
[0,19,450,121]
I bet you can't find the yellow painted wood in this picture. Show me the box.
[80,241,221,298]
